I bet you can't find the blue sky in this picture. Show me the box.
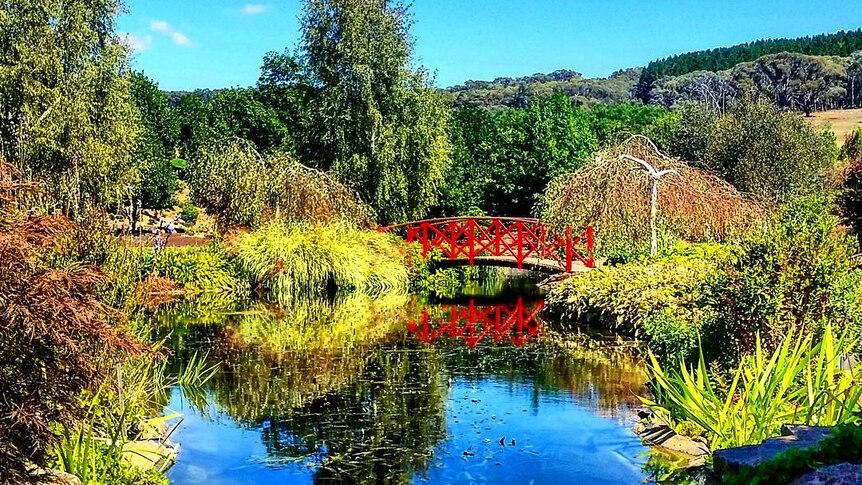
[118,1,862,91]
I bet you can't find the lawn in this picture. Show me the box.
[806,108,862,145]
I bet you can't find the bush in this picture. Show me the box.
[153,245,246,294]
[180,203,200,225]
[709,195,862,357]
[233,222,410,303]
[139,158,179,209]
[0,163,142,482]
[669,99,836,205]
[545,244,732,362]
[838,128,862,247]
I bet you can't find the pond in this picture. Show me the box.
[157,273,656,484]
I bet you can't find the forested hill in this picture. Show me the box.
[446,68,640,110]
[635,29,862,101]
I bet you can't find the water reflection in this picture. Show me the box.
[161,292,653,484]
[409,297,544,347]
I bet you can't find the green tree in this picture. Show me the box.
[299,0,451,223]
[207,88,289,154]
[257,49,313,143]
[441,93,597,216]
[174,94,211,159]
[669,99,836,204]
[732,53,846,115]
[130,73,180,209]
[0,0,140,214]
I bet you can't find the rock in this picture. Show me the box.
[634,422,710,467]
[791,463,862,485]
[714,426,833,476]
[27,466,83,485]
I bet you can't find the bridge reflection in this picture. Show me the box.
[408,297,544,347]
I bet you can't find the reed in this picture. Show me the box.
[642,326,862,450]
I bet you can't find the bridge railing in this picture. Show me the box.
[381,217,594,272]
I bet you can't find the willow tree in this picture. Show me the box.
[299,0,451,223]
[0,0,140,215]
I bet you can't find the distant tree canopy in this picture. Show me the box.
[448,68,640,110]
[439,93,678,217]
[0,0,140,214]
[636,29,862,102]
[130,73,180,209]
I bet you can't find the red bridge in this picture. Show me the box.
[408,298,545,347]
[382,217,594,273]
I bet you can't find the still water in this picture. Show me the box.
[159,278,654,484]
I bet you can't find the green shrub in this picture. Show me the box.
[153,245,245,294]
[234,222,409,303]
[180,203,200,225]
[669,99,836,205]
[643,326,862,451]
[709,195,862,357]
[545,246,731,361]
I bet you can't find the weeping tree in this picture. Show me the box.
[540,136,764,255]
[189,138,372,228]
[298,0,451,223]
[0,0,140,215]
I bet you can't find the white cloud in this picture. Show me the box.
[149,20,192,47]
[242,3,269,15]
[121,33,153,52]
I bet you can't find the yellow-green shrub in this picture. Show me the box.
[234,222,409,303]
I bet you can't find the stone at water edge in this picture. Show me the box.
[791,463,862,485]
[713,425,833,475]
[633,419,710,467]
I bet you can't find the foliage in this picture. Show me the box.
[180,203,200,225]
[643,326,862,450]
[541,136,763,253]
[206,88,289,153]
[188,138,267,227]
[298,0,452,223]
[635,28,862,102]
[545,245,732,362]
[0,163,142,482]
[838,128,862,246]
[153,245,247,294]
[189,138,371,228]
[448,68,640,110]
[233,221,410,303]
[131,72,181,209]
[586,103,679,148]
[708,195,862,357]
[442,93,598,216]
[0,0,140,214]
[138,158,179,209]
[669,99,836,205]
[719,423,862,485]
[731,53,847,115]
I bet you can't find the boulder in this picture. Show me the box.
[791,463,862,485]
[634,421,710,467]
[713,426,833,475]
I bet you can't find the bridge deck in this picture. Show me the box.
[435,256,594,274]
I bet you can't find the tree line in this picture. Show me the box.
[635,28,862,101]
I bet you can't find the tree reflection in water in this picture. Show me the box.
[162,293,651,483]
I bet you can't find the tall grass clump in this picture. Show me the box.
[643,326,862,450]
[234,221,409,303]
